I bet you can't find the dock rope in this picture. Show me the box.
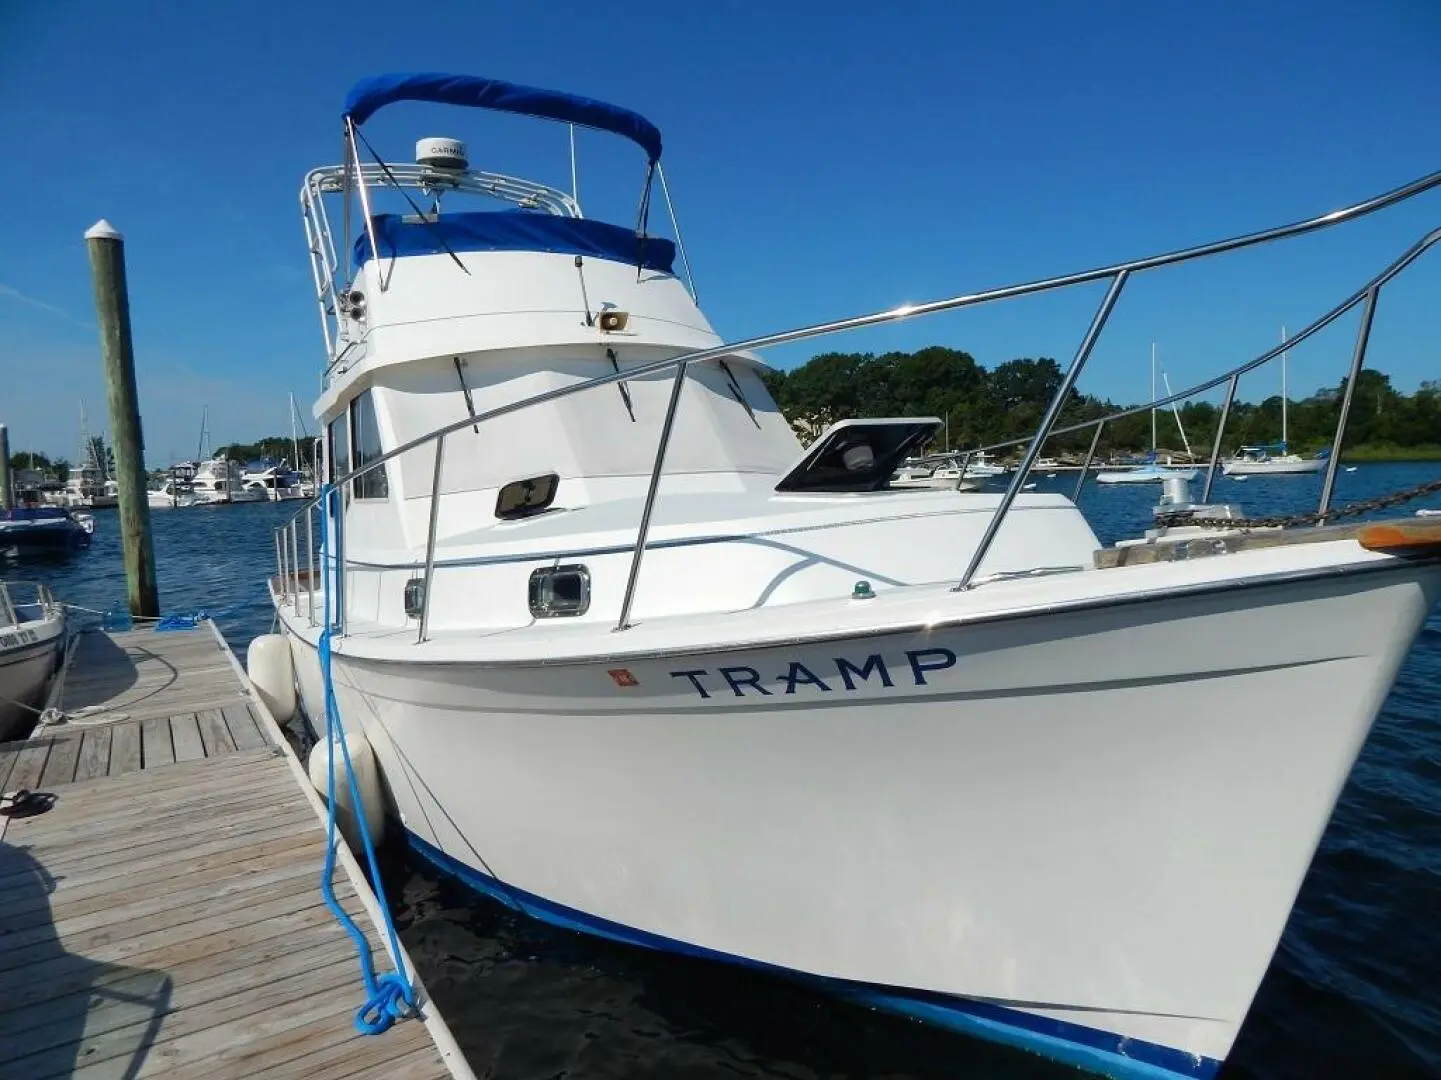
[316,484,418,1034]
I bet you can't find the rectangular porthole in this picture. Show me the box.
[497,473,559,520]
[403,578,425,619]
[529,565,590,618]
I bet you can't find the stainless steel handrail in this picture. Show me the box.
[1319,286,1379,519]
[955,272,1129,590]
[273,171,1441,635]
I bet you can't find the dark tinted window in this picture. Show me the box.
[350,391,388,499]
[496,474,559,519]
[328,414,349,484]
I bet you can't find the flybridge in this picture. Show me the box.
[300,73,695,366]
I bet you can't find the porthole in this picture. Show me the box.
[529,564,590,618]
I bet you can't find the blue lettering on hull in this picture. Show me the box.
[670,649,955,699]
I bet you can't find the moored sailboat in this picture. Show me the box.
[1223,328,1328,476]
[267,73,1441,1080]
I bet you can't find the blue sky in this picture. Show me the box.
[2,1,1439,464]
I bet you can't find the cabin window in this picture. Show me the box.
[349,390,389,500]
[328,414,349,484]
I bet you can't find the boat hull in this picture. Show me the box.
[1221,459,1326,476]
[1095,468,1201,485]
[0,622,65,740]
[0,518,91,552]
[277,560,1440,1078]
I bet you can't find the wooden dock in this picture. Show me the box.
[0,624,472,1080]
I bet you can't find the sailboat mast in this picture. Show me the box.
[1280,325,1288,449]
[289,393,300,469]
[1150,343,1157,451]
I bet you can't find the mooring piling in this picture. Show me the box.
[85,219,159,617]
[0,423,12,510]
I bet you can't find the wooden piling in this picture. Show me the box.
[85,220,159,617]
[0,423,12,510]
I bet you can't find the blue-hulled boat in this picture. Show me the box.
[0,506,94,555]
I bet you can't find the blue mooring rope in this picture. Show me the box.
[316,484,417,1034]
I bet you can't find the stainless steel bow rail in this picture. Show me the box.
[274,169,1441,641]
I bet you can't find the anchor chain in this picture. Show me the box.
[1155,476,1441,531]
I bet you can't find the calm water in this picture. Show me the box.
[5,465,1440,1080]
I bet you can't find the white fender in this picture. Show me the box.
[307,728,387,852]
[246,634,297,723]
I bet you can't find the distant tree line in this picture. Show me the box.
[760,347,1441,460]
[213,436,316,469]
[6,451,72,480]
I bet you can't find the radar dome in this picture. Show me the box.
[416,137,468,171]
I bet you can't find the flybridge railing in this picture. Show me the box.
[274,168,1441,642]
[299,162,580,358]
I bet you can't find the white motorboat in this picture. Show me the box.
[242,461,306,501]
[890,454,986,491]
[1094,461,1201,485]
[0,581,65,741]
[147,479,197,509]
[190,458,268,504]
[267,73,1441,1080]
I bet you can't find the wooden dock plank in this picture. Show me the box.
[1,938,356,1067]
[0,741,21,792]
[139,714,174,767]
[72,726,114,782]
[108,722,141,776]
[169,713,206,762]
[224,703,270,750]
[197,708,237,757]
[0,624,458,1080]
[38,733,82,788]
[5,736,53,791]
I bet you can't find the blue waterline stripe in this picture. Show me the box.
[406,831,1220,1080]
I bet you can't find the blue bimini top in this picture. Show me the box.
[343,73,663,164]
[355,210,677,275]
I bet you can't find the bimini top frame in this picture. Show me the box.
[278,166,1441,641]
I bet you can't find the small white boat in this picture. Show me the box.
[1221,444,1326,476]
[890,454,986,491]
[147,479,197,509]
[1095,463,1201,485]
[1222,328,1327,477]
[0,581,65,741]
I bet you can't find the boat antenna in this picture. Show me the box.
[574,256,594,326]
[353,128,470,277]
